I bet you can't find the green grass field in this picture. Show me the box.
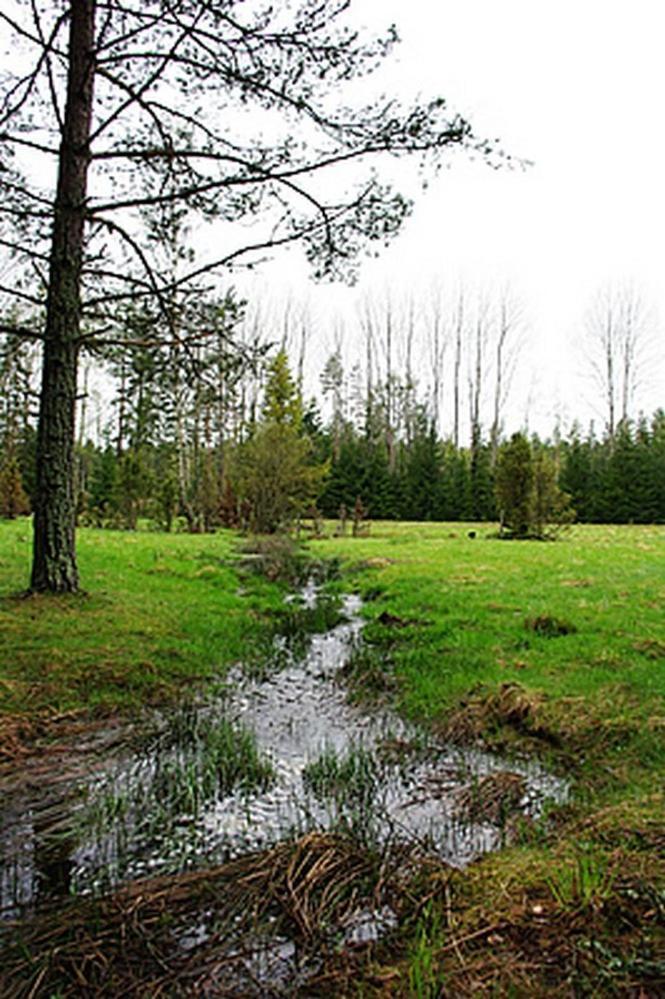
[317,521,665,993]
[1,518,663,995]
[0,521,286,718]
[318,522,665,793]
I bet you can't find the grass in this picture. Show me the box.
[1,518,664,995]
[0,520,287,721]
[317,522,664,780]
[77,711,275,888]
[302,744,381,842]
[315,520,665,994]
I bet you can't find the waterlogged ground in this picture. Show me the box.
[0,583,566,924]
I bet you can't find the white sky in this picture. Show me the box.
[240,0,665,437]
[3,1,663,440]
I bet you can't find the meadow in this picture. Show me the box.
[0,522,288,719]
[0,519,663,995]
[320,522,665,790]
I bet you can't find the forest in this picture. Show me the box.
[2,299,664,532]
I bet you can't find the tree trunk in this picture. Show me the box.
[453,289,464,449]
[30,1,97,593]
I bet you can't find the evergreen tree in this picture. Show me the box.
[440,444,473,521]
[530,447,575,538]
[648,411,665,522]
[560,426,593,521]
[262,351,304,429]
[232,353,326,533]
[86,444,119,525]
[496,433,573,538]
[470,429,496,521]
[495,433,534,537]
[0,453,30,519]
[400,415,443,520]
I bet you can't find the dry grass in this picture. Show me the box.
[454,772,527,825]
[0,833,410,997]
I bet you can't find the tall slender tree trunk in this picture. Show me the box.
[453,289,464,449]
[30,1,97,593]
[490,299,509,467]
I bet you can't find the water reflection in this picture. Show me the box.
[0,587,567,918]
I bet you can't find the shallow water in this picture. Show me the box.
[0,584,567,919]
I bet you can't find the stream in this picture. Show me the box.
[0,583,567,922]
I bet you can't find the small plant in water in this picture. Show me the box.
[238,534,310,584]
[302,744,381,842]
[84,713,274,861]
[340,639,396,701]
[277,593,343,644]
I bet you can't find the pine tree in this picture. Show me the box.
[495,433,534,537]
[495,433,573,538]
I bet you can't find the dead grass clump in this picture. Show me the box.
[0,712,124,778]
[0,716,39,763]
[431,888,664,997]
[454,772,527,825]
[389,844,665,998]
[573,794,665,855]
[442,683,643,763]
[376,610,428,629]
[633,638,665,660]
[0,833,402,997]
[443,683,557,748]
[526,614,577,637]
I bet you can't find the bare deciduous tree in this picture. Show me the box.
[489,286,524,465]
[583,283,656,440]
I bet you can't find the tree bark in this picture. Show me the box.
[30,1,97,593]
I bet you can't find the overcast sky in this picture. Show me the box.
[240,0,665,437]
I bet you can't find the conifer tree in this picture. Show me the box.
[232,352,326,533]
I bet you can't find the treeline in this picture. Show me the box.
[316,412,665,525]
[1,329,664,527]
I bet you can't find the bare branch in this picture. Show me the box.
[83,213,169,322]
[0,282,44,306]
[0,236,50,262]
[0,131,59,156]
[0,321,43,340]
[30,0,64,131]
[0,9,68,129]
[89,9,207,144]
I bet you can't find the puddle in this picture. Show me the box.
[0,584,567,926]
